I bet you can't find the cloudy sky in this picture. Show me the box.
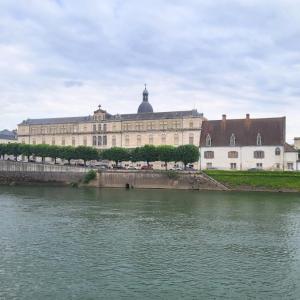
[0,0,299,141]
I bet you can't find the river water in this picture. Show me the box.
[0,186,300,299]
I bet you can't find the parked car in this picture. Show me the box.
[112,165,125,169]
[141,165,153,170]
[127,166,137,170]
[98,165,109,170]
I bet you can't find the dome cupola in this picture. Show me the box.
[137,84,153,114]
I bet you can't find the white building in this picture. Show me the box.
[200,114,298,171]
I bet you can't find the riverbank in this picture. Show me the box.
[205,170,300,192]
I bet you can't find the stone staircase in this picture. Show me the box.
[189,172,230,191]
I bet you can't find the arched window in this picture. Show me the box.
[149,134,153,145]
[275,147,281,156]
[257,133,262,146]
[206,134,211,147]
[174,133,179,145]
[189,133,194,145]
[230,133,236,146]
[112,135,116,147]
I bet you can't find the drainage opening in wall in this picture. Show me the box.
[125,183,130,189]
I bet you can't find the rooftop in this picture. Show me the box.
[200,114,286,147]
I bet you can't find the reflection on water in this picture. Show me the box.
[0,186,300,299]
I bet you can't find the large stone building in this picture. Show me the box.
[18,87,204,151]
[200,114,298,171]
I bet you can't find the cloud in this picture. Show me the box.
[0,0,299,142]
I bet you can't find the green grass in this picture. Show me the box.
[205,170,300,190]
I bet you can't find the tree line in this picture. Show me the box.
[0,143,199,168]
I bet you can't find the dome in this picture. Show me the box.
[138,101,153,113]
[137,84,153,113]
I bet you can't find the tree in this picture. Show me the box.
[60,146,76,164]
[47,145,61,164]
[19,144,33,161]
[75,146,99,166]
[138,145,158,166]
[175,145,200,168]
[157,145,176,170]
[102,147,129,166]
[32,144,51,163]
[0,144,7,160]
[6,143,21,160]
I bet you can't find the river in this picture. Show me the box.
[0,186,300,299]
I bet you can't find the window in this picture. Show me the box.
[92,136,97,146]
[174,133,179,145]
[125,135,129,146]
[103,124,107,132]
[257,133,262,146]
[21,139,25,144]
[204,151,214,159]
[254,151,264,159]
[160,121,168,130]
[149,135,153,145]
[275,147,281,156]
[51,137,55,145]
[228,151,238,158]
[103,135,107,146]
[189,121,193,128]
[189,133,194,145]
[62,137,65,146]
[93,124,97,132]
[32,139,36,145]
[42,138,45,144]
[206,162,212,169]
[230,163,237,170]
[287,163,294,170]
[256,163,263,169]
[98,136,102,146]
[112,124,116,131]
[161,134,166,144]
[112,135,116,146]
[206,134,211,147]
[276,163,280,169]
[83,137,87,146]
[98,124,101,132]
[72,137,75,146]
[230,133,236,146]
[137,135,141,146]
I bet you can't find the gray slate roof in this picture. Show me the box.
[20,110,203,125]
[0,129,17,140]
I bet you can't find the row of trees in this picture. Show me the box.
[0,143,199,168]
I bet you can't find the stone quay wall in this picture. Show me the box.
[0,160,87,184]
[0,160,226,190]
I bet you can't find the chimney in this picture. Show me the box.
[222,114,226,121]
[246,113,250,120]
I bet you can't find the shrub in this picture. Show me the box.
[83,170,97,183]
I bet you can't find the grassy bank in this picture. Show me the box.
[205,170,300,191]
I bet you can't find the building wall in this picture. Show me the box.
[17,115,202,149]
[294,138,300,150]
[200,146,285,170]
[284,152,298,171]
[0,138,17,144]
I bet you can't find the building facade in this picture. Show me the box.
[200,114,298,171]
[0,129,17,144]
[18,87,204,151]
